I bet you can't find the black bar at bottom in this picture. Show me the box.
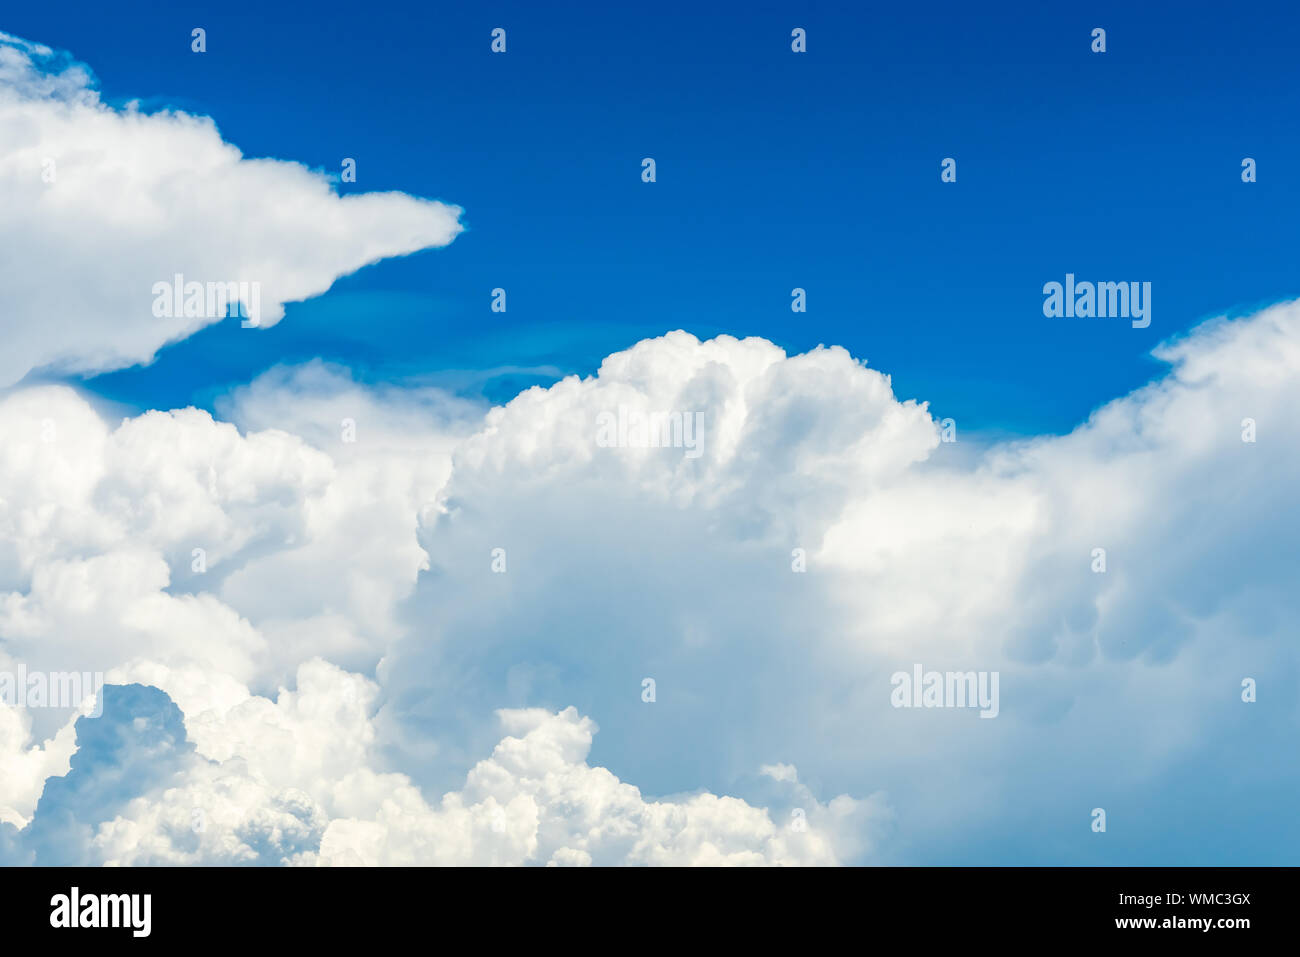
[0,866,1283,943]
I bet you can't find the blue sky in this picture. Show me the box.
[11,0,1300,431]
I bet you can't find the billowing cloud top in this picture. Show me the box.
[3,300,1298,864]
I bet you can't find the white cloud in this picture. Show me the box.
[0,702,78,828]
[312,703,886,866]
[87,661,881,866]
[0,32,463,387]
[1,292,1297,863]
[372,308,1300,863]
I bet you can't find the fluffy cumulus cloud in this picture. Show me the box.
[2,301,1298,864]
[0,32,463,387]
[2,32,1297,866]
[0,357,888,863]
[369,312,1300,866]
[3,662,883,866]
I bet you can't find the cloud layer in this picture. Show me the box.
[3,300,1298,864]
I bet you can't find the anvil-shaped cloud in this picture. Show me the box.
[0,32,463,387]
